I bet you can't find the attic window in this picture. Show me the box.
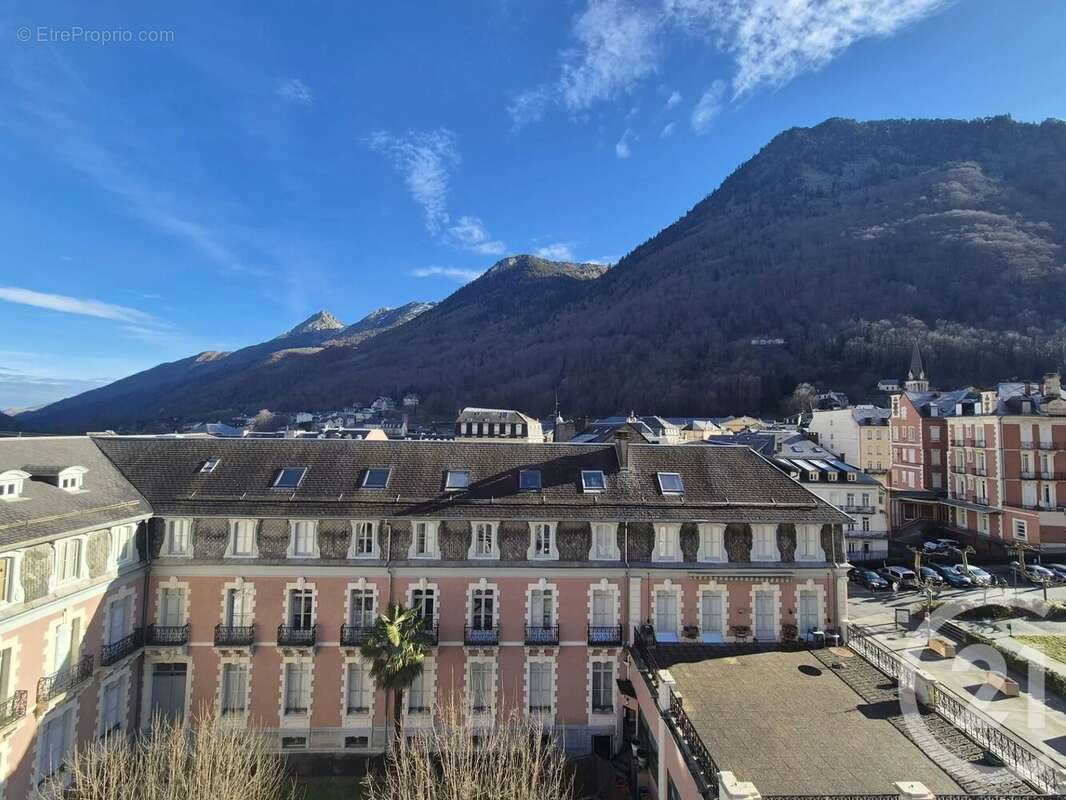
[362,468,391,490]
[273,467,307,490]
[657,472,684,495]
[444,470,471,491]
[827,472,838,482]
[200,458,220,474]
[789,471,801,480]
[581,470,606,493]
[57,466,88,492]
[807,471,819,481]
[847,472,858,482]
[519,470,542,491]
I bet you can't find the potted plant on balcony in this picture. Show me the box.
[781,623,799,643]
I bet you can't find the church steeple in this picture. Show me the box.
[905,339,929,392]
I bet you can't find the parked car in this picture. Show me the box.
[923,538,959,553]
[918,566,944,586]
[1011,562,1057,584]
[848,567,890,590]
[878,566,918,589]
[1043,563,1066,581]
[955,564,993,586]
[928,562,972,588]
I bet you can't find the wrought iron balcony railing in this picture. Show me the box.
[37,654,94,704]
[1039,440,1056,450]
[340,624,372,647]
[528,703,553,713]
[277,624,316,647]
[100,628,144,666]
[146,624,189,646]
[588,624,623,646]
[842,504,877,514]
[591,700,614,713]
[0,690,27,729]
[525,625,559,645]
[464,625,499,646]
[214,624,255,647]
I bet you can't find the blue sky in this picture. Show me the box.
[0,0,1063,410]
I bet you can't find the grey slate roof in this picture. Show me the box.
[92,436,851,525]
[0,437,152,547]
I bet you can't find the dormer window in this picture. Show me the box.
[445,470,471,491]
[468,522,499,559]
[581,471,606,493]
[656,472,684,495]
[0,470,29,501]
[164,519,192,557]
[56,466,88,493]
[200,459,220,474]
[362,468,391,490]
[789,471,801,480]
[808,471,819,481]
[519,470,542,491]
[827,472,838,482]
[273,468,307,490]
[847,473,858,482]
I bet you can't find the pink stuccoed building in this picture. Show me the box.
[0,432,850,797]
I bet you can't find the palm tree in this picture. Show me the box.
[360,602,427,749]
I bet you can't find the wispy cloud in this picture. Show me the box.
[507,86,550,129]
[534,243,575,260]
[615,128,634,159]
[0,286,157,325]
[369,130,507,254]
[516,0,948,123]
[660,121,676,138]
[691,79,726,133]
[446,216,506,255]
[409,266,483,282]
[277,77,313,103]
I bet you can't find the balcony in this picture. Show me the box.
[950,465,966,474]
[414,622,438,647]
[464,625,499,646]
[1021,470,1038,479]
[1021,441,1035,450]
[950,438,965,447]
[525,625,559,646]
[1040,471,1066,481]
[277,624,316,648]
[1039,440,1056,450]
[146,624,189,647]
[0,690,27,730]
[974,466,988,476]
[842,504,877,515]
[591,699,614,714]
[37,654,94,704]
[214,624,255,647]
[100,628,144,666]
[974,439,987,448]
[588,624,623,646]
[340,624,372,647]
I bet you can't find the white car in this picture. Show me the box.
[955,565,993,586]
[923,538,959,553]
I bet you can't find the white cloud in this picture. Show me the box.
[665,89,682,109]
[559,0,661,110]
[507,86,550,129]
[277,78,313,103]
[615,128,634,159]
[0,286,157,325]
[691,79,726,133]
[369,129,460,234]
[447,216,506,255]
[409,266,483,282]
[660,121,676,138]
[534,243,575,260]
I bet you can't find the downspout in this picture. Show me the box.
[623,520,630,640]
[135,518,152,730]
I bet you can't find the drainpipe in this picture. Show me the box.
[385,520,394,606]
[623,521,630,641]
[135,518,152,730]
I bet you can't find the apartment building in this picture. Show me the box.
[944,378,1066,553]
[454,408,544,442]
[807,405,890,477]
[0,438,152,799]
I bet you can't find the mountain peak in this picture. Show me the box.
[283,310,345,337]
[484,254,608,281]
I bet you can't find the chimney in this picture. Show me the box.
[1044,372,1062,398]
[614,428,632,470]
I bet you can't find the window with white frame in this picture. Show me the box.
[700,591,724,636]
[528,587,554,629]
[445,470,471,491]
[528,661,552,712]
[200,458,220,474]
[289,589,314,629]
[113,525,136,565]
[107,594,133,645]
[100,675,124,735]
[348,588,375,628]
[657,472,684,495]
[796,526,821,561]
[653,524,680,562]
[221,664,248,716]
[581,471,606,493]
[38,706,74,779]
[56,537,83,583]
[529,523,555,559]
[1014,519,1029,541]
[752,526,777,560]
[0,470,28,501]
[284,662,311,714]
[654,589,679,636]
[411,587,436,624]
[590,588,615,628]
[468,661,493,712]
[346,662,370,714]
[471,522,497,559]
[227,519,257,557]
[698,524,725,562]
[470,587,496,630]
[0,556,14,604]
[159,587,185,627]
[590,523,618,560]
[351,521,377,557]
[590,661,614,713]
[289,521,318,557]
[58,467,86,492]
[411,521,438,558]
[407,668,430,714]
[164,519,191,556]
[224,587,252,627]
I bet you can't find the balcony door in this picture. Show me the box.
[471,589,495,630]
[150,663,187,723]
[753,591,774,640]
[225,588,251,627]
[52,619,80,673]
[655,591,678,636]
[798,592,818,638]
[160,589,184,628]
[108,597,131,645]
[290,590,314,629]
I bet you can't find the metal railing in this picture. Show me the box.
[146,624,189,646]
[669,691,720,795]
[464,625,498,646]
[763,795,898,800]
[1038,440,1055,450]
[1020,470,1037,479]
[100,628,144,666]
[277,624,316,647]
[0,690,27,728]
[524,625,559,645]
[588,624,623,646]
[842,505,877,514]
[214,624,255,647]
[340,624,372,647]
[37,654,94,703]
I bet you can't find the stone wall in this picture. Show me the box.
[87,530,112,578]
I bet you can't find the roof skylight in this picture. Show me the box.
[657,472,684,495]
[581,470,606,493]
[362,468,391,489]
[444,470,471,491]
[519,469,542,491]
[200,458,220,474]
[273,467,307,490]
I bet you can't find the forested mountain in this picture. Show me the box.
[20,116,1066,433]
